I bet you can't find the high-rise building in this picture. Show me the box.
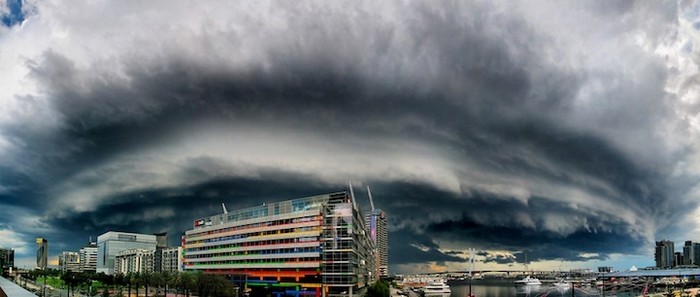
[675,252,684,267]
[693,243,700,265]
[365,209,388,278]
[161,247,182,273]
[59,251,81,273]
[80,241,98,273]
[153,232,168,272]
[655,240,675,268]
[97,231,157,274]
[0,248,14,272]
[183,191,376,297]
[684,241,695,265]
[36,238,48,269]
[114,249,155,274]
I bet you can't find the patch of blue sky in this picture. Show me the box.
[683,3,700,22]
[1,0,24,27]
[683,40,693,54]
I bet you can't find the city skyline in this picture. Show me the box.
[3,1,700,275]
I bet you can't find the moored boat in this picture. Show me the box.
[422,280,451,297]
[513,275,542,286]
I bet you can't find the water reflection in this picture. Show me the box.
[517,285,540,296]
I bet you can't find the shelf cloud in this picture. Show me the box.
[2,0,700,271]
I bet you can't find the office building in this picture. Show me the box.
[97,231,157,274]
[161,247,182,273]
[683,241,700,266]
[59,251,81,273]
[0,248,14,272]
[684,241,695,265]
[674,252,683,267]
[114,249,155,274]
[80,241,98,273]
[365,209,388,278]
[153,232,168,272]
[655,240,675,268]
[183,191,376,297]
[36,238,48,269]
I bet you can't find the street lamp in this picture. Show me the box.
[42,270,47,297]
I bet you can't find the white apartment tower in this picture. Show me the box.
[80,241,98,273]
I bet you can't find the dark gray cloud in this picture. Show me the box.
[0,1,698,271]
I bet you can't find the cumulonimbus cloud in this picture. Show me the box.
[1,0,700,271]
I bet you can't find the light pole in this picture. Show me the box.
[467,248,475,297]
[43,271,47,297]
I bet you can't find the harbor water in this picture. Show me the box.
[447,281,602,297]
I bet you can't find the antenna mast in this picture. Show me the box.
[222,203,228,214]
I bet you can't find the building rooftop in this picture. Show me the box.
[0,276,37,297]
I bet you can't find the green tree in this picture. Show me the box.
[183,272,197,297]
[131,272,141,297]
[151,272,164,297]
[168,271,180,296]
[114,273,124,296]
[141,271,153,297]
[156,271,172,296]
[89,286,100,297]
[365,280,390,297]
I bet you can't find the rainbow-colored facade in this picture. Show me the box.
[183,192,376,297]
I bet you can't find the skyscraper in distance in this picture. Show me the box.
[0,248,14,273]
[684,241,694,265]
[36,238,48,269]
[655,240,674,268]
[364,186,389,278]
[365,209,388,278]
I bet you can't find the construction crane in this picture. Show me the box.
[348,181,358,209]
[367,186,375,211]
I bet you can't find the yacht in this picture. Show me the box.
[553,279,570,292]
[514,275,542,286]
[422,280,452,297]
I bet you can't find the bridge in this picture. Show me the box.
[429,269,597,276]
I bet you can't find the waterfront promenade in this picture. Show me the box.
[0,276,37,297]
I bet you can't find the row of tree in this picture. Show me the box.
[107,271,239,297]
[26,269,390,297]
[26,269,240,297]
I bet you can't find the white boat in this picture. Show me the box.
[422,280,451,296]
[513,275,542,286]
[553,279,570,292]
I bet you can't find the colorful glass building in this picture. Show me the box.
[183,191,376,297]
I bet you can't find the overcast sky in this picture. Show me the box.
[2,0,700,273]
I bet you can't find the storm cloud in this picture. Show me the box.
[2,0,700,272]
